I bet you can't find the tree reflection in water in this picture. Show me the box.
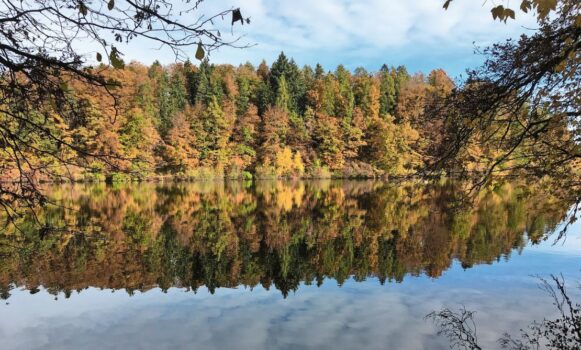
[0,180,572,300]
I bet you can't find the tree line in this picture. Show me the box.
[2,52,479,181]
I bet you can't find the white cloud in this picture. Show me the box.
[77,1,537,75]
[181,0,537,74]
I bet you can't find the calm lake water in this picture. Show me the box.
[0,181,579,350]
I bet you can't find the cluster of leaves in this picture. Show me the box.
[443,0,564,22]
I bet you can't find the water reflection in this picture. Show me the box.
[0,180,571,299]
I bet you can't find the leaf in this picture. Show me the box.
[79,2,88,16]
[107,0,114,11]
[520,0,531,13]
[491,5,505,20]
[443,0,452,10]
[232,8,243,25]
[96,52,102,62]
[535,0,557,20]
[109,47,125,69]
[505,8,516,20]
[195,42,205,60]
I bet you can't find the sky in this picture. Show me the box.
[111,0,538,78]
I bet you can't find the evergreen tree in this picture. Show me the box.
[335,64,355,120]
[314,63,325,80]
[275,76,291,112]
[270,52,291,94]
[155,70,173,136]
[170,70,187,111]
[191,59,212,105]
[183,60,197,105]
[270,52,305,114]
[201,96,230,168]
[233,104,261,169]
[235,74,252,116]
[392,65,410,119]
[255,60,272,116]
[379,67,397,117]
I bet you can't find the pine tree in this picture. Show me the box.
[270,53,305,114]
[191,59,212,105]
[379,67,397,117]
[314,63,325,80]
[155,69,173,136]
[235,74,252,116]
[201,95,230,168]
[232,104,260,169]
[275,76,291,112]
[270,52,290,95]
[255,60,272,116]
[335,65,355,120]
[170,70,187,111]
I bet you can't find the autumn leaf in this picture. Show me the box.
[505,8,516,20]
[535,0,557,20]
[491,5,505,20]
[232,8,243,25]
[195,42,205,60]
[79,1,88,16]
[109,46,125,69]
[520,0,532,13]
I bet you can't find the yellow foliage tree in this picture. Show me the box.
[275,147,304,178]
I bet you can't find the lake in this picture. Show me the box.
[0,180,579,349]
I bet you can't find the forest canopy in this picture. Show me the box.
[2,51,577,183]
[1,55,454,182]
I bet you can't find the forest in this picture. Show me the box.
[2,52,523,182]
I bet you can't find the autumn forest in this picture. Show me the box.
[0,0,580,348]
[2,52,483,182]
